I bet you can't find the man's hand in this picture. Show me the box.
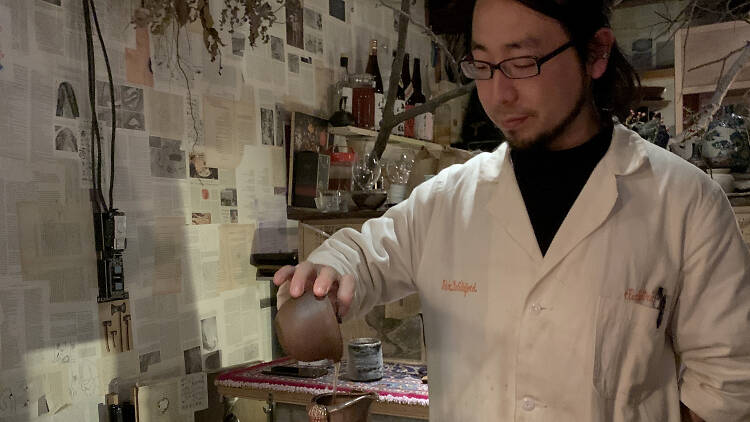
[273,261,356,319]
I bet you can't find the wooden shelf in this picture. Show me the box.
[287,206,385,221]
[330,126,445,151]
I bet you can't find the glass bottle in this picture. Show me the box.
[366,40,385,131]
[397,53,410,101]
[385,152,415,205]
[351,73,375,129]
[410,58,433,140]
[393,53,410,135]
[404,58,425,138]
[366,40,384,94]
[337,56,352,114]
[328,144,355,192]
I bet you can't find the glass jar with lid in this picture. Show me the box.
[328,144,355,192]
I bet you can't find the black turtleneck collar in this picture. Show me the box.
[509,124,614,256]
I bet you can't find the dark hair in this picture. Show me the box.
[476,0,641,122]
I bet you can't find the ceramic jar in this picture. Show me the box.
[701,105,750,172]
[346,338,383,381]
[710,168,735,193]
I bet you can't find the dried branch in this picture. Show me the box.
[140,0,279,62]
[654,0,750,41]
[669,41,750,147]
[371,0,474,160]
[388,82,475,126]
[377,0,460,80]
[688,43,748,72]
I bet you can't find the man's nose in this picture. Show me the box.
[490,70,518,105]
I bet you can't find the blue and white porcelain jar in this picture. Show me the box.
[701,105,750,172]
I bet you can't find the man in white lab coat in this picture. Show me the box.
[274,0,750,420]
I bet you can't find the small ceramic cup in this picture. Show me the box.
[274,290,343,362]
[346,338,383,381]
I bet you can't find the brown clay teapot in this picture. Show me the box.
[307,392,378,422]
[274,290,343,362]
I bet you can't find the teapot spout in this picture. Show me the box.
[308,392,378,422]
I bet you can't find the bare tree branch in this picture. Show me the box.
[377,0,460,80]
[669,41,750,147]
[688,43,748,72]
[387,82,476,127]
[370,0,474,160]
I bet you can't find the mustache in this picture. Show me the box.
[493,109,535,116]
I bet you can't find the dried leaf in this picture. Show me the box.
[175,0,189,26]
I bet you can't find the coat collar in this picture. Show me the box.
[483,124,650,270]
[479,123,649,184]
[602,124,650,177]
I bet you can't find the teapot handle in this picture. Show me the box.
[327,391,378,414]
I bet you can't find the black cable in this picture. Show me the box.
[82,0,108,212]
[89,0,117,209]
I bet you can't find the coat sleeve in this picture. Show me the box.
[303,171,446,320]
[673,184,750,421]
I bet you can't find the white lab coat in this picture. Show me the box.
[306,124,750,421]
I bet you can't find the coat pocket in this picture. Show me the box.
[593,295,667,404]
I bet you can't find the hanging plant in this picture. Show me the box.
[219,0,279,48]
[135,0,281,62]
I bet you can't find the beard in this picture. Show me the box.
[502,87,588,152]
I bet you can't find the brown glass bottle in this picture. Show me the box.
[397,53,411,101]
[405,58,425,138]
[365,40,384,94]
[408,58,426,104]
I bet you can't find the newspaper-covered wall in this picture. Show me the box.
[0,0,433,420]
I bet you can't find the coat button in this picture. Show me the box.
[521,396,535,411]
[530,303,542,314]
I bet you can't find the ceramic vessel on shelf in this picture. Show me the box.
[701,105,750,172]
[351,190,387,210]
[709,168,735,193]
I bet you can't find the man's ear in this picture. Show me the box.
[587,28,615,80]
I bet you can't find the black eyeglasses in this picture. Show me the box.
[459,41,574,80]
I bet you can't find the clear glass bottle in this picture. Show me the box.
[333,56,352,115]
[328,144,355,192]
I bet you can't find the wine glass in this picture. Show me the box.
[385,152,415,185]
[384,152,415,204]
[352,152,381,191]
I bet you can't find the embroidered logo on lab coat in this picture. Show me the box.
[441,280,477,297]
[624,288,660,308]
